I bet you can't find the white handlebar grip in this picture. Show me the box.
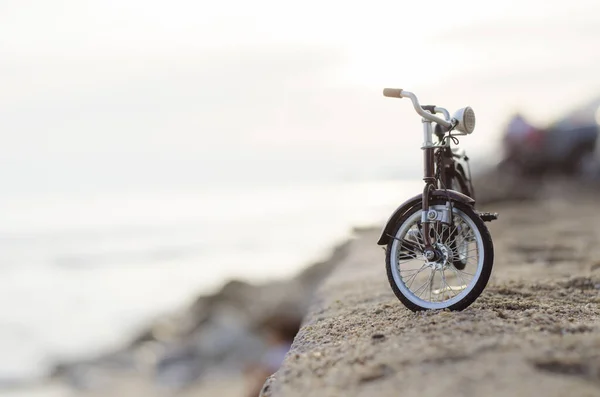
[383,88,403,98]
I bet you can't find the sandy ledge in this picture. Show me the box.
[263,189,600,397]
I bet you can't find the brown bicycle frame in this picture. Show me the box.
[421,145,436,250]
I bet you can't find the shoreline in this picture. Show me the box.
[12,172,600,396]
[39,229,364,396]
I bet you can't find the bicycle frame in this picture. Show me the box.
[409,101,469,255]
[378,88,480,250]
[421,117,440,252]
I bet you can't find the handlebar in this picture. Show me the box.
[383,88,453,129]
[383,88,403,98]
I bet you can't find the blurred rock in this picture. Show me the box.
[51,237,354,391]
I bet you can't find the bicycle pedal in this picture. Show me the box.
[478,212,498,222]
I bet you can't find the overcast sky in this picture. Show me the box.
[2,0,600,192]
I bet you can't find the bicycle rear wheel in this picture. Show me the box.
[444,168,473,199]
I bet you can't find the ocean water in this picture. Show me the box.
[0,179,421,382]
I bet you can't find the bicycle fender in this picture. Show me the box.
[376,189,475,246]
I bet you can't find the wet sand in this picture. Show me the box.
[264,188,600,397]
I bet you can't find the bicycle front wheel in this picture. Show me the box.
[385,200,493,311]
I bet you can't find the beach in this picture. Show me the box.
[8,176,597,397]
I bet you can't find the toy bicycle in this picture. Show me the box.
[378,88,497,311]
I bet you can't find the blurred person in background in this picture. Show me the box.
[502,112,543,172]
[500,99,600,177]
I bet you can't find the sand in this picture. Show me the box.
[264,190,600,397]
